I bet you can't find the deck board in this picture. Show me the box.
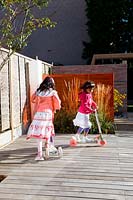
[0,134,133,199]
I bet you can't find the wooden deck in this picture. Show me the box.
[0,133,133,200]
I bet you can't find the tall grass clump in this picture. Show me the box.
[62,78,80,113]
[93,84,113,120]
[92,84,115,134]
[54,78,80,133]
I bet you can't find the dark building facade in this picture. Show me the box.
[22,0,89,65]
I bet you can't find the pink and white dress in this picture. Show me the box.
[73,91,97,129]
[27,89,61,141]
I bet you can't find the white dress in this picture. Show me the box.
[73,112,92,129]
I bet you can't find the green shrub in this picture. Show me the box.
[90,112,115,134]
[114,88,126,113]
[54,109,77,134]
[54,109,115,134]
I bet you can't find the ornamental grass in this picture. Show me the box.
[93,84,113,120]
[62,77,80,114]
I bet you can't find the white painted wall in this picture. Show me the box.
[0,48,51,148]
[28,59,43,95]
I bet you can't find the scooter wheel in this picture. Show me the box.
[69,137,77,147]
[57,147,63,158]
[45,148,49,160]
[99,140,107,146]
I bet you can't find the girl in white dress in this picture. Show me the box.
[73,81,98,143]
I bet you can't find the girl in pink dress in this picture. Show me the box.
[73,81,98,143]
[27,76,61,160]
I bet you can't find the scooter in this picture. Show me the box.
[45,145,63,160]
[94,110,107,146]
[70,111,107,147]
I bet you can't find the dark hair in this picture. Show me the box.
[80,81,95,91]
[37,76,55,92]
